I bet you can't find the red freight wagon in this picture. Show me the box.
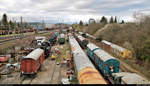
[21,48,45,75]
[0,55,8,62]
[101,40,112,52]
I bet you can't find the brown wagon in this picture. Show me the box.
[20,48,45,75]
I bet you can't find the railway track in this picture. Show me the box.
[0,31,48,45]
[0,35,25,45]
[21,75,36,84]
[0,34,33,45]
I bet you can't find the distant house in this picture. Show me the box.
[89,18,96,24]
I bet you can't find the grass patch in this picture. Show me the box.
[119,58,150,80]
[56,41,70,63]
[0,33,20,37]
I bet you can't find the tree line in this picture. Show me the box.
[79,16,125,26]
[0,13,31,30]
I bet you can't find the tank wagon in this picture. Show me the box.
[101,40,132,58]
[69,34,107,84]
[58,33,65,44]
[86,43,120,77]
[21,48,45,75]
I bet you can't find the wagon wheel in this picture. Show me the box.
[20,72,23,77]
[39,65,41,71]
[32,73,37,78]
[39,64,44,71]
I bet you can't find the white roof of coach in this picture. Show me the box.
[77,35,85,41]
[87,43,99,51]
[74,33,79,36]
[113,72,150,84]
[111,44,126,52]
[94,49,116,62]
[24,48,44,60]
[101,40,112,45]
[60,33,65,38]
[69,35,95,72]
[79,32,83,35]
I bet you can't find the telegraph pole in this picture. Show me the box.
[42,20,45,29]
[20,16,23,35]
[12,17,16,34]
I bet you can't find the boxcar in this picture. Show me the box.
[69,34,107,84]
[0,55,8,62]
[101,40,132,59]
[101,40,112,52]
[76,35,89,49]
[21,48,45,75]
[110,44,132,58]
[87,43,120,77]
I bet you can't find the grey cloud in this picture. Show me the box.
[0,0,150,23]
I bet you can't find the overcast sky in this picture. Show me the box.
[0,0,150,24]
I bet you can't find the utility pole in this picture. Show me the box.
[12,17,16,34]
[20,16,23,35]
[42,20,45,29]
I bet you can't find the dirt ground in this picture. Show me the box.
[0,38,70,84]
[21,43,70,84]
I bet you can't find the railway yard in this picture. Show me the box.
[0,27,150,84]
[0,30,71,84]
